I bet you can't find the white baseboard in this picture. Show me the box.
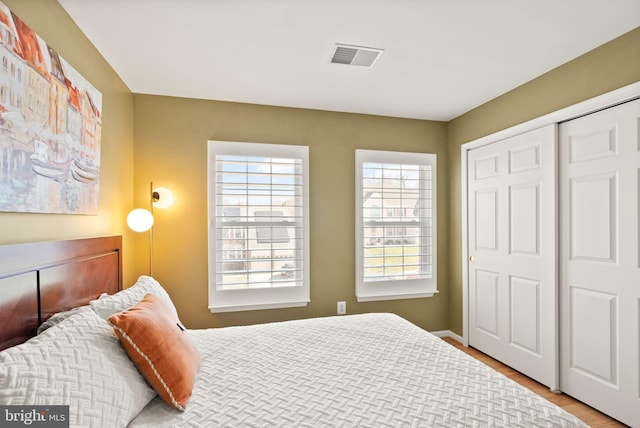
[430,329,464,343]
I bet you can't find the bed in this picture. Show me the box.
[0,236,588,427]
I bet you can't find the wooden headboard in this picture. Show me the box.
[0,236,122,351]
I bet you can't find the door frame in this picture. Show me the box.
[461,81,640,347]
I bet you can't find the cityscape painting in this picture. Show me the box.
[0,1,102,214]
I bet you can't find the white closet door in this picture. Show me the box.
[468,125,557,389]
[560,99,640,426]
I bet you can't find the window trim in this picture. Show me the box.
[207,141,310,313]
[355,149,437,302]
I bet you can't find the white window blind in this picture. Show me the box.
[208,141,309,313]
[355,149,437,302]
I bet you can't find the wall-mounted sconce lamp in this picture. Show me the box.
[152,187,174,209]
[127,182,173,276]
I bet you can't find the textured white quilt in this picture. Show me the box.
[128,313,587,427]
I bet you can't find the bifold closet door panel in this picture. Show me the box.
[467,124,558,390]
[559,98,640,427]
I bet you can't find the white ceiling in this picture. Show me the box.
[58,0,640,121]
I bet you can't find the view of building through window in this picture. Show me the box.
[361,161,433,282]
[215,154,303,290]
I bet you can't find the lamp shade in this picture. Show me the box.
[152,187,174,209]
[127,208,154,232]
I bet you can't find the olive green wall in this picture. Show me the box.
[132,95,449,331]
[1,0,138,285]
[446,27,640,335]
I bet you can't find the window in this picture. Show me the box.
[208,141,310,312]
[355,149,436,301]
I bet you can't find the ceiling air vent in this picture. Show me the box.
[331,44,383,67]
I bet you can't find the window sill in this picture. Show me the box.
[209,299,309,313]
[356,290,438,303]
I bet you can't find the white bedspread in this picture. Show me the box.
[128,313,587,427]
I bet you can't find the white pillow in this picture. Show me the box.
[0,309,156,427]
[90,275,178,319]
[37,305,92,335]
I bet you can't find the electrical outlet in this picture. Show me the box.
[337,301,346,315]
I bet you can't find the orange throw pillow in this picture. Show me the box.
[108,294,200,411]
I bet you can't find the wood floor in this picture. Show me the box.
[440,337,628,427]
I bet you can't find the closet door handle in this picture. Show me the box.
[469,255,475,262]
